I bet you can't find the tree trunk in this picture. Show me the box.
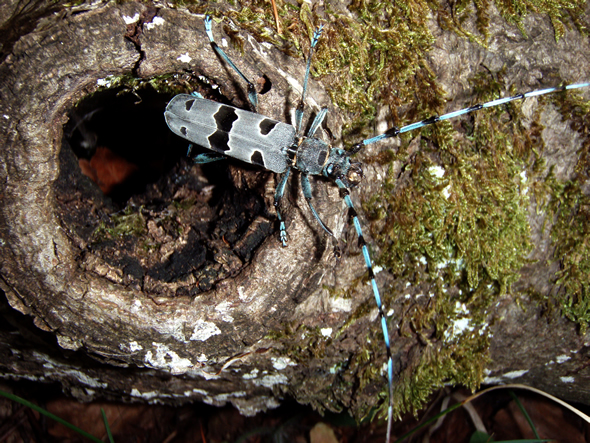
[0,0,589,423]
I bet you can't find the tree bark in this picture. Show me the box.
[0,0,589,422]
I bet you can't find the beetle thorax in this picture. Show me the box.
[294,137,330,175]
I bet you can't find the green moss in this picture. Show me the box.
[376,70,536,291]
[552,185,590,334]
[92,206,146,242]
[393,327,490,415]
[95,73,203,97]
[360,68,551,420]
[438,0,588,42]
[544,95,590,334]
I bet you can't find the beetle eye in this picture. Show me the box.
[346,163,363,187]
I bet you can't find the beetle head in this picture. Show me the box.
[323,148,364,188]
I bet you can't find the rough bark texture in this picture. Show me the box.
[0,0,589,422]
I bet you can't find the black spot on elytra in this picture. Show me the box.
[180,126,187,136]
[214,105,238,132]
[259,119,277,135]
[208,130,230,152]
[185,99,195,111]
[250,151,264,167]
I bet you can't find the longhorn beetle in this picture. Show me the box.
[165,15,590,443]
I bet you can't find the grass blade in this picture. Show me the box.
[508,390,540,439]
[101,407,115,443]
[0,389,103,443]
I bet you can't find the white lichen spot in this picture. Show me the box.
[482,375,503,384]
[177,53,192,63]
[387,308,394,316]
[1,374,44,383]
[444,317,473,342]
[320,328,333,337]
[215,301,234,322]
[128,341,142,352]
[191,388,209,396]
[442,185,451,199]
[503,369,528,379]
[368,307,379,322]
[272,357,296,370]
[197,354,208,363]
[63,370,107,388]
[145,16,164,30]
[419,256,427,265]
[556,354,571,364]
[123,13,139,24]
[221,38,228,48]
[560,376,575,383]
[97,76,117,88]
[130,388,159,400]
[3,115,9,119]
[145,343,193,373]
[405,294,411,299]
[190,320,221,341]
[243,368,259,380]
[429,165,445,179]
[34,352,107,388]
[330,297,352,312]
[230,396,280,415]
[254,374,289,388]
[443,301,476,342]
[97,78,110,87]
[455,301,468,313]
[405,282,411,288]
[210,393,231,402]
[482,368,528,384]
[373,265,383,274]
